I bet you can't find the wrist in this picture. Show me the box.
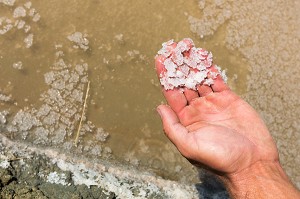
[220,160,299,198]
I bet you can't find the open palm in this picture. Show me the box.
[156,56,279,175]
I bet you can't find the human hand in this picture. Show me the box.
[155,55,278,175]
[155,41,300,198]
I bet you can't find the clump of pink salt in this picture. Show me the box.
[157,38,227,90]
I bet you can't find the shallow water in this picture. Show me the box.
[0,0,248,182]
[1,0,299,188]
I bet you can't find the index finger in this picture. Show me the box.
[155,55,187,113]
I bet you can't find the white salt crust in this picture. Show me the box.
[189,0,300,188]
[67,32,89,51]
[0,1,41,48]
[157,38,227,91]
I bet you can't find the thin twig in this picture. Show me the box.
[8,157,27,162]
[74,81,90,147]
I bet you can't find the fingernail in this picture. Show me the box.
[156,107,162,118]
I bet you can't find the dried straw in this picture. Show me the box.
[74,81,90,147]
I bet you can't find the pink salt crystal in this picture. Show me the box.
[194,71,207,83]
[185,78,196,90]
[171,50,184,66]
[157,38,227,91]
[176,40,190,53]
[176,70,185,78]
[178,64,190,76]
[204,78,214,86]
[181,38,194,49]
[157,39,175,57]
[196,63,206,71]
[209,71,218,79]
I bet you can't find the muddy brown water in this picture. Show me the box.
[2,0,298,188]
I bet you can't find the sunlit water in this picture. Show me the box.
[1,0,299,188]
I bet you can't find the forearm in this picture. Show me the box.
[220,161,300,199]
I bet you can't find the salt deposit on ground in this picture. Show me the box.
[12,61,23,70]
[0,159,9,169]
[1,50,112,159]
[0,0,298,197]
[0,111,9,125]
[67,32,89,51]
[0,1,40,47]
[23,33,33,48]
[13,6,27,18]
[157,38,227,90]
[0,134,208,199]
[46,172,69,186]
[0,93,11,102]
[0,0,15,6]
[0,17,13,35]
[189,0,300,188]
[188,0,232,38]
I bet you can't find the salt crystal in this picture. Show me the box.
[194,71,207,83]
[95,128,109,142]
[178,64,190,76]
[24,25,31,33]
[162,39,174,47]
[32,13,41,22]
[204,78,214,86]
[114,33,123,41]
[12,61,23,69]
[0,160,10,169]
[36,104,51,117]
[55,44,63,49]
[24,1,32,9]
[90,146,102,156]
[51,126,66,144]
[176,40,189,52]
[24,33,33,48]
[214,0,224,6]
[71,89,83,103]
[176,70,184,78]
[207,52,213,65]
[209,71,218,79]
[0,93,11,102]
[47,172,68,186]
[171,50,184,66]
[11,110,40,131]
[15,20,26,29]
[0,0,15,6]
[185,78,196,90]
[196,62,206,71]
[43,110,59,125]
[0,17,13,35]
[28,8,36,17]
[0,110,9,124]
[157,38,227,91]
[157,47,171,58]
[67,32,89,51]
[158,39,174,57]
[104,147,112,154]
[215,65,228,82]
[33,127,49,145]
[13,6,27,18]
[69,72,80,83]
[75,64,86,75]
[44,71,56,85]
[164,58,177,75]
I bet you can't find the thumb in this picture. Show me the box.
[157,105,190,155]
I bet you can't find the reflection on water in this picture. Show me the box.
[1,0,298,188]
